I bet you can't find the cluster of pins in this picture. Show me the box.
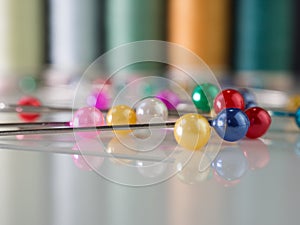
[0,83,299,151]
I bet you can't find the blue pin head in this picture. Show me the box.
[296,107,300,128]
[238,88,257,109]
[212,108,250,142]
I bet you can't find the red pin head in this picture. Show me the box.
[245,107,271,139]
[18,96,41,122]
[213,89,245,114]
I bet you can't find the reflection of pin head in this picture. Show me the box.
[212,146,248,181]
[107,136,137,165]
[175,150,211,184]
[240,139,270,170]
[213,171,240,187]
[72,139,104,171]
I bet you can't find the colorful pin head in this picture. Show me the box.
[18,96,41,122]
[245,107,272,139]
[238,88,257,109]
[192,83,220,113]
[212,108,250,142]
[155,90,180,110]
[214,89,245,114]
[71,106,105,138]
[296,107,300,128]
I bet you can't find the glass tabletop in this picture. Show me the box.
[0,114,299,225]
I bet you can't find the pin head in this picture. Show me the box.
[296,107,300,128]
[174,113,211,150]
[155,90,180,110]
[212,108,250,142]
[245,101,257,109]
[18,96,41,122]
[287,95,300,111]
[245,107,271,139]
[213,89,245,114]
[135,97,168,123]
[192,83,219,113]
[238,88,257,109]
[106,105,137,134]
[87,91,109,110]
[71,106,105,138]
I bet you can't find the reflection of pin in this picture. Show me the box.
[72,139,104,171]
[106,137,137,165]
[213,171,240,188]
[175,150,211,184]
[212,146,248,182]
[240,139,270,170]
[136,150,168,178]
[294,136,300,157]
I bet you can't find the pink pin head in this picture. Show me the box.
[155,90,180,110]
[87,91,109,110]
[71,106,105,138]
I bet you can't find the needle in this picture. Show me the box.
[0,122,179,136]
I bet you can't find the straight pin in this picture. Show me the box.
[0,122,177,136]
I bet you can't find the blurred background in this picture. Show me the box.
[0,2,300,225]
[0,0,299,97]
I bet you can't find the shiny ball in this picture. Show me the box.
[18,96,41,122]
[87,91,109,110]
[245,101,257,109]
[212,108,250,142]
[135,97,168,123]
[71,106,105,138]
[295,107,300,128]
[174,113,211,150]
[245,107,272,139]
[192,83,220,113]
[156,90,180,110]
[106,105,136,134]
[213,89,245,114]
[287,95,300,111]
[238,88,256,102]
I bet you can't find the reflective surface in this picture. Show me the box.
[0,113,299,225]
